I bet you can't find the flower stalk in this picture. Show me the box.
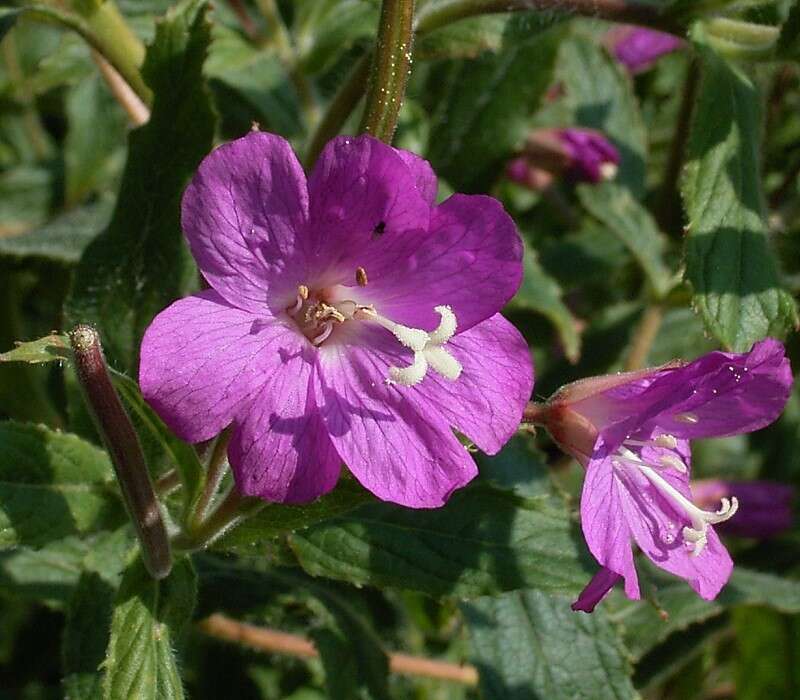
[359,0,416,142]
[69,325,171,579]
[64,0,152,105]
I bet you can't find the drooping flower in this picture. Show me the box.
[534,339,792,611]
[692,479,794,539]
[557,129,620,183]
[139,132,534,508]
[605,26,684,74]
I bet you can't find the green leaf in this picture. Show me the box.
[0,199,111,265]
[415,14,511,61]
[215,478,374,554]
[0,333,70,364]
[293,0,377,75]
[306,582,390,700]
[463,590,636,700]
[64,73,127,205]
[732,606,800,699]
[777,0,800,60]
[681,43,798,351]
[0,165,56,236]
[0,529,130,608]
[63,571,117,700]
[0,422,123,549]
[103,556,197,700]
[578,183,674,299]
[555,36,647,198]
[426,17,564,191]
[511,241,581,363]
[65,0,216,373]
[610,567,800,662]
[290,484,593,598]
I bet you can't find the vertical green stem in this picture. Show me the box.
[359,0,415,142]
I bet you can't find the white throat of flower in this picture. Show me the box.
[286,284,461,387]
[611,436,738,557]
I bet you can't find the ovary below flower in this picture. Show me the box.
[139,132,534,509]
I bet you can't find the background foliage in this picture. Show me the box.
[1,0,800,698]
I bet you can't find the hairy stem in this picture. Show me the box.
[173,485,264,552]
[359,0,416,141]
[199,613,479,685]
[188,429,232,528]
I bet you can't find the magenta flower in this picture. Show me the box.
[537,339,792,611]
[605,26,684,74]
[139,133,533,508]
[692,480,794,539]
[557,129,619,183]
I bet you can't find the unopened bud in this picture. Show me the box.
[70,325,172,579]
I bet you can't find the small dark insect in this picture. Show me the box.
[356,267,368,287]
[372,220,386,238]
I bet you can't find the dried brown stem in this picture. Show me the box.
[198,613,479,685]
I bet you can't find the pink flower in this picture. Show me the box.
[606,26,684,74]
[139,133,533,508]
[536,340,792,611]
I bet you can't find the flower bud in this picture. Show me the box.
[604,26,684,74]
[70,324,172,579]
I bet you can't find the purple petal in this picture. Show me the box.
[614,439,733,600]
[304,135,431,281]
[393,147,438,205]
[572,567,623,613]
[229,343,341,503]
[365,193,523,333]
[139,290,298,443]
[580,453,641,600]
[314,325,478,507]
[602,339,793,450]
[410,314,534,454]
[181,132,309,315]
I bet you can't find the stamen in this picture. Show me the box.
[312,321,334,345]
[674,412,699,424]
[658,454,687,473]
[287,284,309,316]
[356,267,368,287]
[615,448,738,557]
[599,162,618,180]
[624,434,678,450]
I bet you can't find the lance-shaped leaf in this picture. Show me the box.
[681,43,797,351]
[103,556,196,700]
[0,422,123,549]
[65,0,216,373]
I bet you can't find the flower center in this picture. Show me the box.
[286,283,462,387]
[611,441,738,557]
